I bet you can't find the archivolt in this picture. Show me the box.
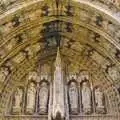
[0,0,120,116]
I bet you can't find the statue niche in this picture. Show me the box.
[81,81,92,114]
[39,81,49,114]
[68,81,78,114]
[95,87,105,114]
[26,82,36,114]
[12,87,23,114]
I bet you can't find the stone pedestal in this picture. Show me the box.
[12,106,21,114]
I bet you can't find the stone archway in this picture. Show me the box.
[0,0,120,120]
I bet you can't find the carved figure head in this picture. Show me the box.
[41,82,47,87]
[70,82,76,88]
[96,87,102,93]
[82,81,89,87]
[29,82,35,89]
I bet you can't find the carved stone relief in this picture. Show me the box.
[79,71,89,82]
[66,71,108,115]
[9,70,50,115]
[8,64,108,119]
[12,52,27,64]
[0,0,119,119]
[40,64,50,81]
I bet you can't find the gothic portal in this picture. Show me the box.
[0,0,120,120]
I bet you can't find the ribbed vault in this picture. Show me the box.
[0,0,120,119]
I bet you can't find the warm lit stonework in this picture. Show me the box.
[0,0,120,120]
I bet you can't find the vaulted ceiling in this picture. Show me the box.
[0,0,120,117]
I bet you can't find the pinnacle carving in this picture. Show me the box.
[55,47,61,68]
[52,47,65,120]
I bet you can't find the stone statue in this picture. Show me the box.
[26,82,36,114]
[28,71,38,81]
[12,88,23,113]
[108,66,119,81]
[82,82,92,114]
[69,82,78,114]
[95,87,105,114]
[39,82,49,114]
[0,67,9,82]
